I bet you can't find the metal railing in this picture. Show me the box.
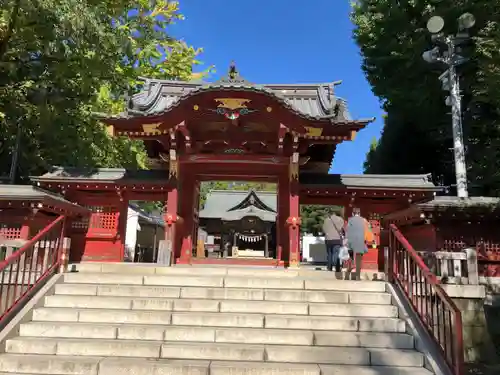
[0,215,66,325]
[388,223,464,375]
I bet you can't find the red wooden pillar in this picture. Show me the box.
[118,192,129,262]
[286,179,301,268]
[279,160,301,268]
[276,176,289,266]
[192,179,201,256]
[177,170,196,264]
[164,184,179,265]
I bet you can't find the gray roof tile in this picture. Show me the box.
[115,63,364,124]
[200,190,277,221]
[32,168,440,192]
[300,173,440,190]
[221,207,276,222]
[124,80,351,122]
[128,204,165,227]
[0,185,88,214]
[419,196,500,209]
[0,185,63,200]
[32,167,170,183]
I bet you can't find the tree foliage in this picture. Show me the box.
[0,0,207,180]
[300,205,343,235]
[353,0,500,196]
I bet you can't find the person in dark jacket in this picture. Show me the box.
[321,211,345,272]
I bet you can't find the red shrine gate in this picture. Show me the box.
[167,154,301,266]
[2,64,497,375]
[26,64,441,268]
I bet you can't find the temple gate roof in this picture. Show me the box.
[111,62,367,125]
[32,167,439,192]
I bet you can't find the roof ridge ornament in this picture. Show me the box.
[216,61,252,85]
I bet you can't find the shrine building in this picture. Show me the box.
[29,63,442,268]
[199,190,278,260]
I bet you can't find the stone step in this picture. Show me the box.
[55,283,393,304]
[44,295,398,317]
[0,354,433,375]
[63,273,388,292]
[0,354,208,375]
[5,337,424,367]
[31,307,406,331]
[70,262,385,281]
[19,321,415,348]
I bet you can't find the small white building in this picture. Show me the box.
[125,204,164,262]
[301,234,327,264]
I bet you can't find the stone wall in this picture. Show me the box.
[451,297,497,363]
[483,280,500,360]
[442,284,499,364]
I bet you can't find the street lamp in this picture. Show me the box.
[422,13,476,198]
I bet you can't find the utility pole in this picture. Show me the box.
[444,37,468,198]
[422,13,476,198]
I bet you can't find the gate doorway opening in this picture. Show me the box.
[196,181,278,262]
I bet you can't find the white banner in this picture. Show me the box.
[238,234,263,243]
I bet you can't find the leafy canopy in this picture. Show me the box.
[353,0,500,196]
[0,0,208,180]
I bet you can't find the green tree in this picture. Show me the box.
[363,136,379,172]
[353,0,500,195]
[300,205,343,235]
[0,0,208,180]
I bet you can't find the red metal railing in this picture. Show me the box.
[0,215,65,324]
[388,224,464,375]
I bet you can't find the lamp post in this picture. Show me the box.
[422,13,476,198]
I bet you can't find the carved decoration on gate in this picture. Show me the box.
[211,98,258,120]
[289,152,299,181]
[169,149,178,178]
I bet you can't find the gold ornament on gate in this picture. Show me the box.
[142,123,162,135]
[215,98,251,110]
[289,152,299,181]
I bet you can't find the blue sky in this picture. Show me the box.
[170,0,383,174]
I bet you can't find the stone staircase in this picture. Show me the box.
[0,264,435,375]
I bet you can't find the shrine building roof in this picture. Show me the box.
[31,167,170,184]
[384,196,500,224]
[0,184,89,216]
[200,190,277,222]
[419,196,500,210]
[32,167,440,193]
[300,173,439,191]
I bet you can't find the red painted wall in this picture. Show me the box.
[67,203,125,263]
[400,224,437,252]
